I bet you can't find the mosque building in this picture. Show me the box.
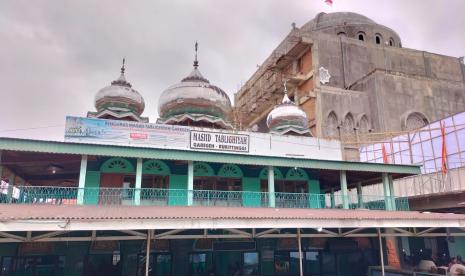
[0,11,465,276]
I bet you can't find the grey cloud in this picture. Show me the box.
[0,0,463,140]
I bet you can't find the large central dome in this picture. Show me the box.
[157,44,233,129]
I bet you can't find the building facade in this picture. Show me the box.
[234,12,465,144]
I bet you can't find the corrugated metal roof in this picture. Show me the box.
[0,137,421,174]
[0,205,462,221]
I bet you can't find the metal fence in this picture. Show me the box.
[0,186,409,211]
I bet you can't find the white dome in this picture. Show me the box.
[94,71,145,116]
[266,93,311,136]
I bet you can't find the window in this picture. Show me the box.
[389,38,395,46]
[357,32,365,41]
[141,175,168,189]
[375,34,382,45]
[337,32,347,37]
[324,111,339,137]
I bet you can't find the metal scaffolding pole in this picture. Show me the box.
[297,228,303,276]
[377,228,385,276]
[145,230,151,276]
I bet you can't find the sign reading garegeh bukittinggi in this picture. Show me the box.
[190,130,249,153]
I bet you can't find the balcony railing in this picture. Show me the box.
[0,186,410,211]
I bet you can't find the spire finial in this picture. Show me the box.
[283,80,288,95]
[193,41,199,69]
[121,58,126,74]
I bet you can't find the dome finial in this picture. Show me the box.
[121,58,126,75]
[193,41,199,69]
[282,80,292,104]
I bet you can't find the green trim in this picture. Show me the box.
[142,160,171,175]
[285,168,309,180]
[100,158,135,173]
[217,164,243,178]
[0,138,421,175]
[194,162,215,177]
[259,167,283,180]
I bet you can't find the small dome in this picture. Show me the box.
[158,44,232,129]
[266,92,311,136]
[94,62,145,117]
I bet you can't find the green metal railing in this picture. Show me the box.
[0,186,409,211]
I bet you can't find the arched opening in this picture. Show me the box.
[99,157,136,204]
[358,115,370,134]
[324,111,339,138]
[337,32,347,37]
[342,113,356,137]
[142,160,170,190]
[389,38,395,46]
[357,32,366,41]
[404,112,429,131]
[375,34,383,45]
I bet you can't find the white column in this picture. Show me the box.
[268,166,275,207]
[135,158,143,206]
[77,155,88,205]
[356,182,364,208]
[187,160,194,206]
[382,173,393,211]
[340,170,349,209]
[297,228,303,276]
[388,174,397,210]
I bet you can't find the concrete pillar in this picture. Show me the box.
[134,158,143,206]
[382,173,393,211]
[77,155,88,205]
[187,161,194,206]
[340,171,349,209]
[330,188,335,208]
[356,182,364,208]
[7,172,15,203]
[388,174,397,210]
[268,166,275,208]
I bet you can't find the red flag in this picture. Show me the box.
[381,143,389,164]
[441,122,448,174]
[325,0,333,6]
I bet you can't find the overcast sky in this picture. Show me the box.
[1,0,464,141]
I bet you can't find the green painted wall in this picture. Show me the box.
[308,179,321,208]
[169,174,188,206]
[448,237,465,257]
[84,171,100,205]
[242,177,261,207]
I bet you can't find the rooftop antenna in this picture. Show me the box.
[194,41,199,68]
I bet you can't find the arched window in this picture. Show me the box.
[100,158,135,173]
[337,32,347,37]
[404,112,428,131]
[143,160,171,175]
[389,38,395,46]
[285,168,309,181]
[193,162,215,177]
[342,113,355,136]
[358,115,370,134]
[218,164,243,178]
[324,111,339,137]
[375,34,383,45]
[357,32,366,41]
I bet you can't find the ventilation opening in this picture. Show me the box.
[375,36,381,45]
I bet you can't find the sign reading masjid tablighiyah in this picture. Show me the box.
[190,130,249,152]
[64,116,343,160]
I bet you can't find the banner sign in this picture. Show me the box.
[64,116,190,149]
[190,130,249,152]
